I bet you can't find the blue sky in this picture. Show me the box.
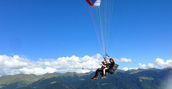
[0,0,172,69]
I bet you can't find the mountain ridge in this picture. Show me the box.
[0,68,171,89]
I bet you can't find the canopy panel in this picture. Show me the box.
[86,0,101,7]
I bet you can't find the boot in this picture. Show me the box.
[101,75,106,79]
[91,76,98,80]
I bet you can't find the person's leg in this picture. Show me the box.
[95,68,101,76]
[92,68,100,80]
[92,68,101,80]
[105,69,110,75]
[103,69,105,76]
[101,68,108,79]
[103,68,108,76]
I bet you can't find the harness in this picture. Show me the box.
[109,63,119,74]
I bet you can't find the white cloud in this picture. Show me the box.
[116,58,132,63]
[122,58,172,71]
[122,67,129,71]
[148,63,156,68]
[155,58,172,68]
[19,67,56,75]
[145,58,172,69]
[0,54,103,76]
[138,63,147,69]
[1,54,172,76]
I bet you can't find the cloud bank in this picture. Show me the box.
[115,58,132,63]
[0,54,104,76]
[123,58,172,71]
[0,54,172,76]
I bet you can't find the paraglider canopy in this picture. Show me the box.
[86,0,101,7]
[86,0,115,56]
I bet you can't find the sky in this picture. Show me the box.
[0,0,172,75]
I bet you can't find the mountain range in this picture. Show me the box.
[0,68,171,89]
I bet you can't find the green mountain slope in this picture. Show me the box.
[0,68,171,89]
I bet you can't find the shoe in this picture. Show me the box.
[91,76,98,80]
[101,75,106,79]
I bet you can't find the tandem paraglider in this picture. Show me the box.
[92,56,118,80]
[86,0,119,79]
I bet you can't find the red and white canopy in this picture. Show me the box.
[86,0,101,7]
